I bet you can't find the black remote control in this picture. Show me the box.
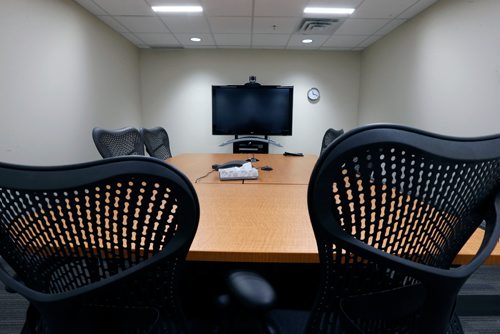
[283,152,304,156]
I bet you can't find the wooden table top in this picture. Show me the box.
[167,153,317,185]
[457,228,500,265]
[187,183,317,263]
[168,153,500,265]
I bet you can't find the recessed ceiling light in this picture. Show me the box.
[152,6,203,13]
[190,37,202,42]
[302,39,313,44]
[304,7,355,15]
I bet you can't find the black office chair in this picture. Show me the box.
[320,128,344,156]
[92,126,145,158]
[141,127,173,160]
[0,156,199,333]
[227,124,500,333]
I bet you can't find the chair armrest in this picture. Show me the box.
[0,256,19,293]
[320,191,500,284]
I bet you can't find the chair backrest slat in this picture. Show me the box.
[308,124,500,333]
[92,127,144,158]
[320,128,344,155]
[0,156,198,332]
[141,127,172,160]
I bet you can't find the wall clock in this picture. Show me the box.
[307,87,320,102]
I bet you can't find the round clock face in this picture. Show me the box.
[307,88,320,101]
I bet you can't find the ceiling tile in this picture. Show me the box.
[375,19,406,36]
[160,15,210,33]
[253,17,301,34]
[254,0,308,17]
[214,34,251,46]
[357,34,383,47]
[323,34,367,48]
[98,16,128,32]
[121,32,144,45]
[252,34,290,47]
[93,0,154,16]
[399,0,438,19]
[114,16,169,33]
[307,0,363,7]
[187,45,218,49]
[74,0,108,15]
[174,33,216,46]
[287,34,329,48]
[73,0,436,50]
[335,19,390,35]
[218,45,252,49]
[351,0,418,19]
[320,47,353,51]
[134,33,180,46]
[148,0,201,4]
[201,0,253,16]
[208,17,252,34]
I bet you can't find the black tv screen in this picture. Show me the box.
[212,85,293,136]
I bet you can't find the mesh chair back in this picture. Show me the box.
[141,127,172,160]
[307,124,500,334]
[92,127,144,158]
[320,128,344,155]
[0,156,199,333]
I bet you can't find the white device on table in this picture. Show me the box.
[218,162,259,180]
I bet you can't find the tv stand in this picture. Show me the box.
[234,140,268,154]
[219,136,282,154]
[219,136,282,147]
[219,135,283,153]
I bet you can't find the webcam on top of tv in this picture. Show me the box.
[245,75,261,86]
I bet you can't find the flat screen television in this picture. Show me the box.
[212,85,293,136]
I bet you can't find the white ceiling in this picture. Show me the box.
[74,0,438,50]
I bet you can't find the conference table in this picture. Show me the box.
[167,153,500,265]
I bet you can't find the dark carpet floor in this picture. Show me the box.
[2,265,500,333]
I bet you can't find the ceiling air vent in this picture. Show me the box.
[298,18,345,35]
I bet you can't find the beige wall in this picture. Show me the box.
[0,0,142,165]
[4,0,498,166]
[358,0,500,136]
[140,49,360,155]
